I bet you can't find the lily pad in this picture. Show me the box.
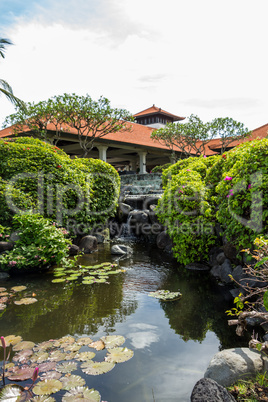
[63,343,81,353]
[40,371,62,381]
[51,278,66,283]
[7,366,35,381]
[30,396,56,402]
[13,340,35,351]
[0,287,7,292]
[148,289,182,301]
[56,361,78,373]
[0,384,24,402]
[105,347,134,363]
[48,350,66,362]
[81,360,115,375]
[11,286,27,292]
[101,335,125,349]
[38,362,57,373]
[88,340,105,351]
[0,303,6,310]
[76,337,93,345]
[13,349,33,363]
[61,374,85,390]
[34,341,54,352]
[31,351,49,363]
[33,379,62,396]
[62,386,101,402]
[3,335,22,346]
[14,297,38,305]
[0,292,9,296]
[75,351,96,361]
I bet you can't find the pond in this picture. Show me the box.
[0,242,250,401]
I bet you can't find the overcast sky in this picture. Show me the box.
[0,0,267,130]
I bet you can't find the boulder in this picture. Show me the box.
[69,244,80,256]
[204,347,267,387]
[219,259,233,284]
[129,210,149,224]
[0,272,10,280]
[156,231,172,250]
[111,244,132,255]
[0,242,14,253]
[185,262,210,271]
[191,378,236,402]
[78,235,98,253]
[9,231,20,243]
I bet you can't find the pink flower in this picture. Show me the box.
[187,169,190,171]
[8,260,17,266]
[248,184,252,189]
[203,155,207,158]
[0,234,2,237]
[224,176,232,181]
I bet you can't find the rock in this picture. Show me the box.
[223,243,239,264]
[111,244,132,255]
[78,235,98,253]
[69,244,80,256]
[232,265,244,283]
[129,210,149,224]
[191,378,236,402]
[156,231,172,250]
[0,242,14,253]
[219,259,233,284]
[117,203,133,222]
[204,347,266,387]
[185,262,210,271]
[216,252,226,265]
[209,247,224,267]
[0,272,10,280]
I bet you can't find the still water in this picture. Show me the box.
[0,242,249,401]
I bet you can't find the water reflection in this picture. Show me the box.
[0,242,250,401]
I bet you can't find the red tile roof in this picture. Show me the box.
[134,105,185,121]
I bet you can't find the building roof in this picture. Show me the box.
[134,105,185,122]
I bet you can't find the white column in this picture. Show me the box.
[138,151,147,174]
[97,145,108,162]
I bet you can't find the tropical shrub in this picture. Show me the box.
[0,138,119,232]
[0,214,71,272]
[157,167,217,265]
[215,138,268,248]
[151,163,172,173]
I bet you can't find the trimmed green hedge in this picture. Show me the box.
[156,140,268,265]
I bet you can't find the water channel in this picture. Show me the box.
[0,241,250,401]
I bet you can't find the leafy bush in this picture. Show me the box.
[151,163,172,173]
[0,138,119,231]
[157,166,217,265]
[0,214,71,272]
[215,138,268,248]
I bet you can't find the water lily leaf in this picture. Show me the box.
[75,351,96,361]
[4,362,14,370]
[62,386,101,402]
[0,384,24,401]
[37,362,57,372]
[88,340,105,351]
[64,351,77,360]
[53,336,75,347]
[63,344,81,353]
[14,297,38,305]
[31,351,49,363]
[82,280,95,285]
[0,303,6,310]
[76,337,93,345]
[11,286,27,292]
[33,379,62,395]
[40,371,62,381]
[34,341,54,352]
[51,278,66,283]
[13,341,35,351]
[0,287,7,292]
[101,335,125,349]
[0,292,9,296]
[81,361,115,375]
[61,374,85,390]
[48,350,66,362]
[30,396,56,402]
[65,276,78,281]
[13,349,33,363]
[148,290,182,301]
[7,366,35,381]
[56,361,78,373]
[105,347,134,363]
[94,278,106,283]
[4,335,22,346]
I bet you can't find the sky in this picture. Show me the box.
[0,0,267,131]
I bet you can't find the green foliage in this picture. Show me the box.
[72,157,120,225]
[0,214,71,272]
[216,138,268,248]
[0,137,119,232]
[157,165,217,265]
[151,163,172,173]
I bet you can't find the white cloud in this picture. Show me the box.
[0,0,267,130]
